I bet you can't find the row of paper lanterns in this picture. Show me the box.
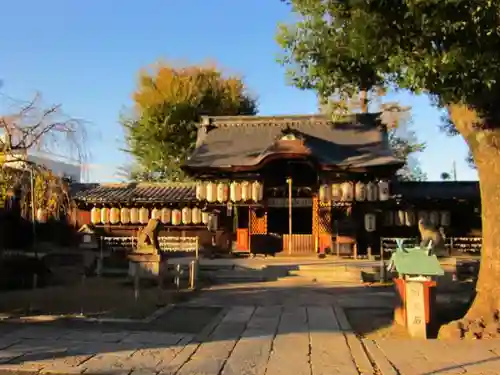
[90,207,211,226]
[319,181,390,203]
[383,210,451,227]
[196,181,264,203]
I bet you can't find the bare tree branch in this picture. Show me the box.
[0,93,89,167]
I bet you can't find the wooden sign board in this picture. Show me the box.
[267,198,312,208]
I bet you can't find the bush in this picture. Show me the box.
[0,255,52,290]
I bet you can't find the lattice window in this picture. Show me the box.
[250,209,267,234]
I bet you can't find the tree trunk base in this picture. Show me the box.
[438,297,500,340]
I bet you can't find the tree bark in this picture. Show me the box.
[439,105,500,338]
[464,142,500,319]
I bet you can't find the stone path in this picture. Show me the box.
[1,281,500,375]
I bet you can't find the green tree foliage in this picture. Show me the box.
[319,89,426,181]
[278,0,500,336]
[121,62,258,182]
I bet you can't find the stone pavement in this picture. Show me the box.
[0,281,500,375]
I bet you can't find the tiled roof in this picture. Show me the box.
[72,183,196,203]
[70,180,480,204]
[392,181,479,201]
[183,114,404,171]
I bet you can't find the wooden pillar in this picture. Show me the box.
[312,195,319,253]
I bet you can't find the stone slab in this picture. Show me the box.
[221,306,281,375]
[265,307,310,375]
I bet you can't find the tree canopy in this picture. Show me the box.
[278,0,500,338]
[122,62,258,182]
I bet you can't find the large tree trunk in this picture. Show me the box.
[439,105,500,339]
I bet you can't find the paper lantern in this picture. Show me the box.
[364,213,376,232]
[182,207,192,225]
[405,210,416,226]
[36,208,47,223]
[230,182,241,202]
[202,211,210,224]
[207,214,218,231]
[139,207,149,224]
[331,184,342,201]
[319,184,331,204]
[341,182,354,201]
[151,208,161,221]
[383,211,394,226]
[161,208,171,224]
[191,207,202,224]
[130,208,139,224]
[196,181,206,201]
[355,182,367,201]
[217,182,229,203]
[378,180,390,201]
[366,182,378,201]
[109,208,120,224]
[172,209,181,225]
[241,181,251,201]
[395,210,405,226]
[120,208,130,224]
[417,211,428,223]
[100,207,109,224]
[429,211,440,226]
[251,181,263,202]
[91,207,101,224]
[206,182,217,203]
[440,211,451,227]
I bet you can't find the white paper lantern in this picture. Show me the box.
[196,181,206,200]
[192,207,202,224]
[395,210,405,226]
[182,207,192,225]
[378,180,390,201]
[161,208,171,224]
[172,209,181,225]
[241,181,251,201]
[151,208,161,221]
[36,208,47,223]
[364,213,376,232]
[319,184,331,204]
[383,211,394,226]
[110,208,120,224]
[139,207,149,224]
[417,211,429,223]
[366,182,377,201]
[91,207,101,224]
[230,182,241,202]
[440,211,451,227]
[355,182,367,201]
[251,181,263,202]
[130,208,139,224]
[206,182,217,203]
[341,182,354,201]
[202,211,210,224]
[101,207,109,224]
[331,184,342,201]
[217,182,229,203]
[405,210,416,226]
[429,211,440,226]
[120,208,130,224]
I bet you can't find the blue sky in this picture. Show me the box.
[0,0,477,182]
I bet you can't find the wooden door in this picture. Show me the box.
[236,228,249,251]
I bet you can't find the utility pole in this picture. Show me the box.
[452,161,457,181]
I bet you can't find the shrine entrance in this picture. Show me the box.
[262,159,319,255]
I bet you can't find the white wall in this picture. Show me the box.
[26,155,81,182]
